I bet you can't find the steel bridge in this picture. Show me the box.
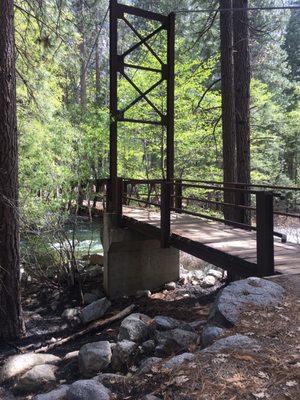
[95,1,300,281]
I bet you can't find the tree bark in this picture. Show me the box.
[78,0,87,111]
[219,0,237,221]
[95,35,101,104]
[0,0,23,341]
[233,0,251,224]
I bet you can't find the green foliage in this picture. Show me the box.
[15,0,300,230]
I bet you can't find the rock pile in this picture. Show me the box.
[0,277,285,400]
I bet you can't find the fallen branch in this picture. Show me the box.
[35,304,136,353]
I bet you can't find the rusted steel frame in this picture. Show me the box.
[122,17,164,65]
[256,192,274,276]
[174,195,256,211]
[116,177,123,218]
[124,178,163,183]
[117,3,168,23]
[174,193,299,219]
[179,178,300,192]
[161,181,171,247]
[180,182,261,195]
[119,77,164,114]
[109,0,118,213]
[169,233,258,277]
[120,72,164,117]
[174,179,183,211]
[132,191,161,197]
[118,117,163,125]
[166,12,175,184]
[124,196,160,208]
[171,205,285,241]
[121,22,165,59]
[123,63,162,73]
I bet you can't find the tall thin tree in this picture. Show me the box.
[233,0,251,224]
[0,0,23,340]
[219,0,237,221]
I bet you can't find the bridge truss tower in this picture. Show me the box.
[108,0,175,212]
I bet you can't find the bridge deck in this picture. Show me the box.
[122,207,300,276]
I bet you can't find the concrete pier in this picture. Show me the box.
[102,213,179,299]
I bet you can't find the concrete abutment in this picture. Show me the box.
[101,213,179,299]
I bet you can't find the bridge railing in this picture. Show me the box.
[166,181,277,276]
[120,178,299,276]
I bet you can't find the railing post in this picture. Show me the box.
[174,179,182,212]
[256,191,274,276]
[123,180,128,206]
[161,180,171,248]
[116,177,123,220]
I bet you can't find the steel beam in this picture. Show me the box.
[109,0,118,212]
[166,12,175,182]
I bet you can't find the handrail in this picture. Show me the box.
[177,178,300,192]
[124,196,160,208]
[90,178,291,275]
[124,178,163,184]
[179,182,267,195]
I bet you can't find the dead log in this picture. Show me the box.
[35,304,135,353]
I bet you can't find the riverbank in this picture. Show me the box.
[0,260,299,399]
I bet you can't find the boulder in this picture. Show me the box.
[63,351,79,362]
[141,339,155,356]
[66,380,110,400]
[83,293,99,305]
[188,319,206,330]
[201,275,216,288]
[207,269,223,280]
[93,373,132,389]
[136,290,152,298]
[164,282,176,291]
[154,316,193,332]
[111,340,138,372]
[33,385,69,400]
[154,340,181,357]
[0,353,61,383]
[14,364,57,393]
[209,277,285,327]
[91,288,105,298]
[156,328,199,350]
[78,341,112,377]
[163,352,195,369]
[84,265,103,278]
[191,270,204,281]
[80,298,111,324]
[118,313,153,342]
[202,334,260,353]
[61,308,80,321]
[138,357,162,375]
[201,326,225,347]
[89,254,104,266]
[0,388,16,400]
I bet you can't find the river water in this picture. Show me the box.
[66,217,299,258]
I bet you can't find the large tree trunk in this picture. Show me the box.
[78,0,87,111]
[95,35,101,104]
[233,0,251,224]
[0,0,23,341]
[219,0,237,221]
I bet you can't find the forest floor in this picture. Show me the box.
[135,274,300,400]
[0,264,299,399]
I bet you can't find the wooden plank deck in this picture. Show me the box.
[122,207,300,276]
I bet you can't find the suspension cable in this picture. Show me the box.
[175,5,300,13]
